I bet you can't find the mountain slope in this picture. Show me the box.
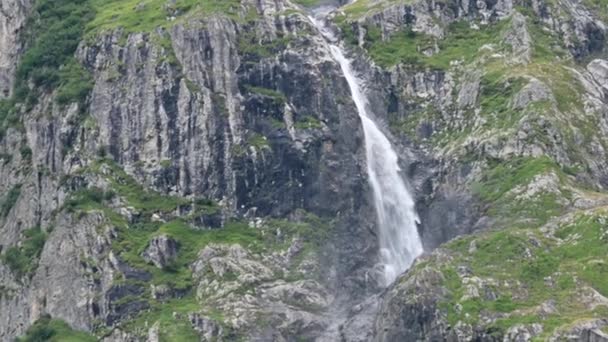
[331,0,608,339]
[0,0,607,340]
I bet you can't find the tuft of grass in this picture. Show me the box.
[472,157,561,202]
[248,133,271,150]
[295,116,323,130]
[437,208,608,337]
[64,187,114,212]
[14,0,95,106]
[245,86,287,105]
[478,72,526,128]
[17,315,96,342]
[99,161,190,214]
[338,0,394,19]
[292,0,321,7]
[55,61,95,106]
[1,184,22,218]
[87,0,242,35]
[238,33,292,61]
[1,226,47,279]
[470,157,568,227]
[358,19,508,69]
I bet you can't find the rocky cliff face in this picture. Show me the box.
[1,0,608,341]
[332,0,608,340]
[0,0,381,340]
[0,0,31,98]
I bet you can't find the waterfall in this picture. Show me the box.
[310,13,424,286]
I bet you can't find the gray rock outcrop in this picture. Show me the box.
[0,0,31,98]
[141,235,179,268]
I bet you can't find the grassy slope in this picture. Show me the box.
[17,316,97,342]
[411,205,608,338]
[6,0,607,339]
[0,0,249,138]
[87,0,242,35]
[6,1,317,339]
[339,0,608,337]
[55,159,330,339]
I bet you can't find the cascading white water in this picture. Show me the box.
[310,13,424,286]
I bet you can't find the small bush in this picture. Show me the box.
[18,314,55,341]
[1,184,22,218]
[19,146,32,161]
[55,61,94,106]
[64,187,108,212]
[17,314,96,342]
[14,0,95,105]
[1,226,47,279]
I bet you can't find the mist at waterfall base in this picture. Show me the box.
[309,13,424,286]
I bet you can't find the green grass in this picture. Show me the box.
[120,296,203,340]
[87,0,242,35]
[245,86,287,104]
[55,61,94,106]
[338,0,402,19]
[471,157,568,227]
[472,157,562,203]
[295,116,323,130]
[17,315,96,342]
[582,0,608,22]
[64,186,115,212]
[478,72,526,128]
[19,145,32,162]
[238,33,293,60]
[94,160,191,214]
[14,0,95,106]
[0,0,95,138]
[435,208,608,337]
[248,133,271,150]
[60,160,331,336]
[1,226,47,279]
[292,0,321,7]
[0,98,22,138]
[356,19,508,69]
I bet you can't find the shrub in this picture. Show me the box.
[14,0,95,105]
[1,184,22,218]
[1,226,47,279]
[64,187,108,212]
[19,145,32,161]
[17,314,96,342]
